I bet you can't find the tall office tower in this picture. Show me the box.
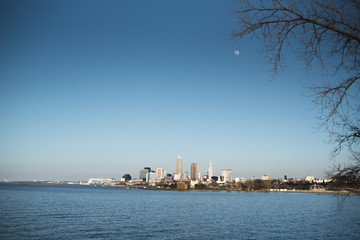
[155,168,164,182]
[176,155,183,177]
[221,169,232,183]
[191,162,200,180]
[208,161,213,179]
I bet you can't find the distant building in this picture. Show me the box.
[146,172,156,183]
[173,173,181,181]
[140,168,151,181]
[155,168,164,182]
[208,161,213,180]
[211,176,218,182]
[164,173,173,181]
[304,176,315,182]
[88,178,115,184]
[176,155,183,177]
[262,174,271,181]
[191,162,200,180]
[221,169,232,183]
[182,171,189,180]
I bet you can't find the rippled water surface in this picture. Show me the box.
[0,184,359,239]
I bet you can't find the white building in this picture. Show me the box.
[190,180,199,188]
[208,161,213,180]
[146,172,156,183]
[262,174,271,180]
[88,178,115,185]
[304,176,315,182]
[155,168,164,182]
[173,173,181,181]
[221,169,232,183]
[176,154,183,177]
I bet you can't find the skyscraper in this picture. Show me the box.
[208,161,213,179]
[191,162,200,180]
[221,169,232,183]
[176,155,182,177]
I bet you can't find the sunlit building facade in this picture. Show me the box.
[176,154,183,178]
[262,174,271,180]
[155,168,164,182]
[221,169,232,183]
[208,161,213,179]
[191,162,200,180]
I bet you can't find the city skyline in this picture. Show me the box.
[0,0,339,181]
[134,155,319,184]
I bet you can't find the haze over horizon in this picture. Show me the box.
[0,0,341,181]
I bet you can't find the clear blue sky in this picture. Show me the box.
[0,0,337,181]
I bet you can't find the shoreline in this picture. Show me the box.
[1,182,356,195]
[116,185,355,195]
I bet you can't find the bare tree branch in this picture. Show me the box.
[230,0,360,192]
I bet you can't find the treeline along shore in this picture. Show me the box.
[3,177,358,195]
[121,179,358,195]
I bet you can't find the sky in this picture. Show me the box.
[0,0,340,181]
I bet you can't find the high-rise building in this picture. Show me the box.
[208,161,213,179]
[191,162,200,180]
[140,167,151,181]
[155,168,164,182]
[221,169,232,183]
[176,155,182,177]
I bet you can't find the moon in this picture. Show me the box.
[234,50,240,56]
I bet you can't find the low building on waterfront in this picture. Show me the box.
[88,178,116,185]
[173,173,181,181]
[190,180,199,188]
[262,174,271,180]
[127,179,143,186]
[304,176,315,182]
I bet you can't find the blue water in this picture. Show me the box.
[0,184,359,239]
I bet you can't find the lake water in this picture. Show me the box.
[0,184,359,239]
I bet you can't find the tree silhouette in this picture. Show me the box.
[122,174,132,182]
[230,0,359,192]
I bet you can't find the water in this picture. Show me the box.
[0,184,359,239]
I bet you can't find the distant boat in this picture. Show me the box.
[3,178,8,183]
